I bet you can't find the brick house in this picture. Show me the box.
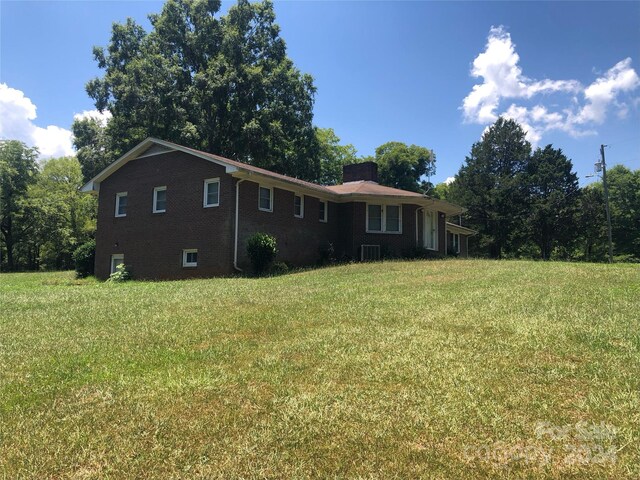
[81,138,475,280]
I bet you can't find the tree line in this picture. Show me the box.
[434,118,639,262]
[1,0,637,271]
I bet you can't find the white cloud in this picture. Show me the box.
[74,109,112,126]
[0,83,74,158]
[462,27,640,145]
[444,176,456,185]
[571,58,639,125]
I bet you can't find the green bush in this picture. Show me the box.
[72,240,95,278]
[246,233,278,275]
[107,263,130,282]
[269,261,289,276]
[317,242,336,265]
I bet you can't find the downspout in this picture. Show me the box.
[415,207,424,246]
[234,179,246,272]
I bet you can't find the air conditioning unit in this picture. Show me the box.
[361,244,381,262]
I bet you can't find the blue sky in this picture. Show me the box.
[1,1,639,185]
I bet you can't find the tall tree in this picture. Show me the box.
[526,145,580,259]
[27,157,97,269]
[576,185,608,262]
[316,128,359,185]
[72,116,112,183]
[449,117,531,258]
[372,142,436,192]
[80,0,320,181]
[604,165,640,260]
[0,141,39,271]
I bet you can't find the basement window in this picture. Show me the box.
[115,192,127,217]
[182,249,198,267]
[110,254,124,274]
[153,186,167,213]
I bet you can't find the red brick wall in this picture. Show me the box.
[95,149,453,280]
[339,202,439,259]
[235,181,339,269]
[95,151,235,280]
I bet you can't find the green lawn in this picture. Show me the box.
[1,260,638,479]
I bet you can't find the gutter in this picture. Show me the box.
[415,207,424,246]
[233,179,246,272]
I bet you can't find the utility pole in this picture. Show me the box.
[600,144,613,263]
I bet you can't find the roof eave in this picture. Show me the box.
[446,222,477,236]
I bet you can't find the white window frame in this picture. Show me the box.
[110,254,124,274]
[319,200,328,223]
[203,178,220,208]
[294,194,304,218]
[182,249,198,267]
[115,192,127,217]
[152,186,167,213]
[366,203,402,234]
[258,185,273,212]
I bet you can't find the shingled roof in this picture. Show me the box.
[81,138,465,215]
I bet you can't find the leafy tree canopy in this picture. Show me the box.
[316,128,359,185]
[79,0,320,181]
[0,140,39,270]
[449,117,531,258]
[526,145,580,259]
[372,141,435,192]
[600,165,640,260]
[72,116,112,184]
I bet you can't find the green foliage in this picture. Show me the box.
[71,116,112,183]
[317,241,337,265]
[525,145,580,259]
[268,261,289,276]
[0,140,39,271]
[315,128,359,185]
[372,141,436,192]
[73,239,96,278]
[430,181,452,200]
[606,165,640,260]
[83,0,320,181]
[449,118,532,258]
[107,263,130,282]
[26,157,97,270]
[246,232,277,274]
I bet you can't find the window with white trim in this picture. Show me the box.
[319,200,327,222]
[115,192,127,217]
[294,194,304,218]
[366,204,402,233]
[203,178,220,207]
[259,186,273,212]
[153,186,167,213]
[110,254,124,274]
[452,233,460,253]
[182,249,198,267]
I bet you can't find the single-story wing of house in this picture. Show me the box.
[81,138,476,280]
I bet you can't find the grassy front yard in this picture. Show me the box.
[1,260,638,478]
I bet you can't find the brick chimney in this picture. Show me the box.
[342,162,378,183]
